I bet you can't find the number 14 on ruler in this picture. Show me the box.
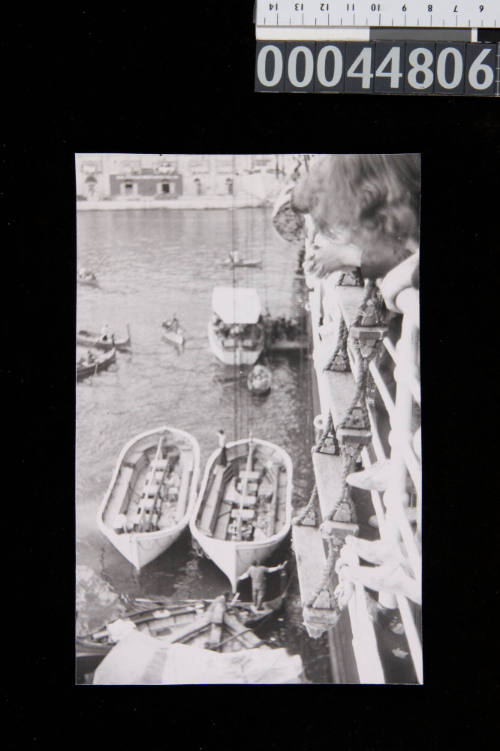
[257,2,497,28]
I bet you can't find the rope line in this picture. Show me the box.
[323,317,349,372]
[306,281,387,614]
[292,484,318,526]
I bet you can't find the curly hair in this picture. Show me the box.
[291,154,421,250]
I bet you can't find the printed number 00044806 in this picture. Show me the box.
[255,41,498,96]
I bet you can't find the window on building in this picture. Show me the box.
[124,182,134,194]
[226,178,233,195]
[189,157,209,173]
[161,182,170,194]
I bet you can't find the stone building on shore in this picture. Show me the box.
[75,153,298,205]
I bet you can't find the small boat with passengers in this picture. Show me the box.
[97,426,200,570]
[208,286,265,366]
[161,318,185,347]
[77,348,116,381]
[77,268,99,287]
[77,324,131,352]
[190,436,293,591]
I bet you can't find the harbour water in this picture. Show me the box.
[76,207,332,682]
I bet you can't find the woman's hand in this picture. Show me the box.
[379,252,419,312]
[305,232,363,277]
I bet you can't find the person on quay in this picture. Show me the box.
[238,560,287,611]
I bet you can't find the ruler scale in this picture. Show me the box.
[254,1,500,95]
[256,1,499,35]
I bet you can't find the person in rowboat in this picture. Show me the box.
[238,560,287,611]
[163,314,179,331]
[101,322,110,342]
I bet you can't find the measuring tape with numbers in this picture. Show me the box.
[254,0,500,95]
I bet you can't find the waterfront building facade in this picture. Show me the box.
[75,153,296,204]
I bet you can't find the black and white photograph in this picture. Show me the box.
[75,152,422,685]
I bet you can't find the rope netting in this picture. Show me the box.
[305,280,387,614]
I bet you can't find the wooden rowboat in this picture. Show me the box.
[76,594,267,681]
[77,324,131,352]
[161,322,185,347]
[189,437,293,591]
[76,348,116,381]
[97,426,200,570]
[247,365,272,395]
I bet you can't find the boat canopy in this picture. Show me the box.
[212,286,261,325]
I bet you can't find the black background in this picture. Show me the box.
[5,3,498,749]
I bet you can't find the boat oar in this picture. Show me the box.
[215,627,256,649]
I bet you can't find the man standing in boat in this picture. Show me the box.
[101,322,110,342]
[217,429,227,467]
[238,560,287,611]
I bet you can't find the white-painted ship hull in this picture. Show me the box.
[190,437,293,591]
[97,426,200,570]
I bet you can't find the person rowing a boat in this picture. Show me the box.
[101,323,110,342]
[163,314,179,332]
[238,560,287,611]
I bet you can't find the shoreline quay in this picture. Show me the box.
[77,196,272,211]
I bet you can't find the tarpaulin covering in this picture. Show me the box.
[93,630,304,684]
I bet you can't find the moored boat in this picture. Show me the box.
[208,286,264,366]
[77,324,131,352]
[189,436,293,591]
[97,426,200,570]
[77,568,289,678]
[77,348,116,381]
[247,364,272,395]
[221,258,262,268]
[77,269,99,287]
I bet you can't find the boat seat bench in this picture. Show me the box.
[199,465,234,536]
[214,499,233,540]
[115,466,136,515]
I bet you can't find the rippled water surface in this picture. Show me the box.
[76,207,332,682]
